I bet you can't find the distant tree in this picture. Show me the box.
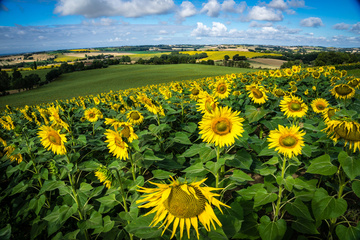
[224,55,230,61]
[0,71,10,94]
[233,54,247,61]
[46,69,61,82]
[24,74,41,90]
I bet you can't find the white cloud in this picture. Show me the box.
[248,6,283,21]
[287,0,305,8]
[82,18,117,26]
[221,0,247,14]
[201,0,221,17]
[332,23,351,30]
[191,22,230,37]
[249,21,273,28]
[177,1,197,18]
[267,0,287,10]
[351,22,360,34]
[300,17,324,27]
[54,0,176,18]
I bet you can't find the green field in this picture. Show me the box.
[0,64,255,108]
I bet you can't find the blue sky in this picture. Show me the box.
[0,0,359,54]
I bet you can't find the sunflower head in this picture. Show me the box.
[94,165,113,189]
[4,145,23,164]
[104,129,128,160]
[137,177,229,239]
[268,125,306,158]
[213,80,231,99]
[198,106,244,148]
[331,84,356,100]
[311,98,329,113]
[280,96,308,118]
[247,86,268,104]
[127,110,144,125]
[322,107,338,122]
[38,125,67,155]
[324,120,360,153]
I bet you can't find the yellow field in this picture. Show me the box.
[69,49,99,52]
[182,51,282,61]
[54,54,86,62]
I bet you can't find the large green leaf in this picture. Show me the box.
[229,169,253,183]
[226,148,253,170]
[338,151,360,180]
[254,188,277,208]
[205,158,226,176]
[258,216,287,240]
[236,183,265,201]
[0,224,11,240]
[43,203,78,236]
[291,218,319,235]
[151,169,175,179]
[245,105,269,123]
[307,154,337,176]
[285,198,313,220]
[182,162,205,174]
[143,149,163,161]
[125,214,162,239]
[336,222,360,240]
[311,188,347,221]
[352,181,360,198]
[173,131,192,145]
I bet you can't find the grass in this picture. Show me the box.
[0,64,255,108]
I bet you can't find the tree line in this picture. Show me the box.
[135,52,209,65]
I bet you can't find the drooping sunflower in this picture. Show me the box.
[311,98,329,113]
[324,120,360,153]
[84,107,103,122]
[247,85,268,104]
[280,95,308,118]
[198,106,244,148]
[127,110,144,125]
[4,145,23,164]
[331,84,356,100]
[94,165,113,189]
[212,80,231,99]
[322,107,338,123]
[196,92,218,114]
[136,177,229,239]
[38,125,67,155]
[104,129,128,160]
[268,125,306,158]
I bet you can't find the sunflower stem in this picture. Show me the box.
[274,156,288,221]
[129,151,136,181]
[216,145,222,188]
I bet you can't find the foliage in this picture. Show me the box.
[0,64,360,240]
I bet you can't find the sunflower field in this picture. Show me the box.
[1,64,360,240]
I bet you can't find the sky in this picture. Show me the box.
[0,0,360,55]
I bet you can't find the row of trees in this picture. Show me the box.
[136,52,208,65]
[0,69,41,95]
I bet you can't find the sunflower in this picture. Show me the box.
[38,125,67,155]
[94,165,113,189]
[331,84,356,100]
[4,145,23,164]
[196,92,218,114]
[272,88,286,98]
[84,107,103,122]
[280,96,308,118]
[212,80,231,99]
[311,98,329,113]
[348,78,360,89]
[104,129,128,160]
[127,110,144,125]
[136,177,229,239]
[324,120,360,153]
[268,125,305,158]
[247,85,268,104]
[198,106,244,148]
[322,107,338,123]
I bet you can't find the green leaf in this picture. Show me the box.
[35,194,46,215]
[285,199,313,220]
[303,123,319,132]
[180,143,206,157]
[258,216,287,240]
[182,162,205,174]
[0,224,11,240]
[227,148,253,170]
[254,188,277,208]
[205,158,226,175]
[307,154,337,176]
[336,222,360,240]
[258,145,277,157]
[245,105,269,123]
[39,180,66,194]
[143,150,163,161]
[311,188,347,221]
[96,194,119,208]
[103,215,115,233]
[236,183,265,201]
[125,214,162,239]
[291,218,319,235]
[79,211,103,229]
[151,169,175,179]
[301,145,312,158]
[352,181,360,198]
[43,204,78,236]
[173,132,192,145]
[230,169,253,183]
[10,181,29,196]
[183,122,197,133]
[338,151,360,180]
[63,230,80,240]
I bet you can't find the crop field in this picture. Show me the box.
[183,51,282,61]
[1,63,360,240]
[54,54,86,62]
[0,64,255,108]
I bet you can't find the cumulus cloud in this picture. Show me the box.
[351,22,360,34]
[200,0,221,17]
[287,0,305,8]
[221,0,247,14]
[82,18,117,26]
[249,21,273,28]
[191,22,229,37]
[54,0,176,18]
[248,6,283,21]
[332,23,351,30]
[177,1,197,18]
[300,17,324,27]
[267,0,287,10]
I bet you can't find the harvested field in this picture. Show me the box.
[248,58,286,69]
[63,52,135,58]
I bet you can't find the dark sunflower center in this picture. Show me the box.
[191,88,200,95]
[217,84,227,94]
[121,126,131,139]
[316,103,326,110]
[163,185,206,218]
[334,125,360,141]
[212,118,231,135]
[89,113,96,118]
[205,99,216,113]
[335,85,352,96]
[48,133,61,145]
[130,112,140,120]
[252,89,263,99]
[348,79,359,88]
[281,136,297,147]
[115,137,125,148]
[290,102,301,111]
[275,90,284,96]
[328,109,336,119]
